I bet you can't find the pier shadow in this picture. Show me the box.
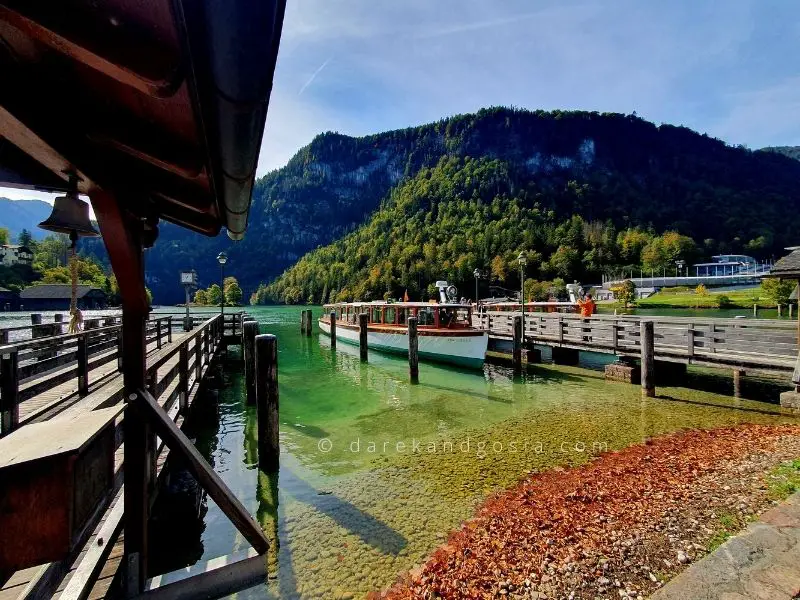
[285,422,330,440]
[279,466,407,556]
[657,395,790,417]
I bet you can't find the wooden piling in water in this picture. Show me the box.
[359,313,368,362]
[300,310,306,334]
[329,310,337,349]
[753,303,758,317]
[255,334,279,470]
[733,369,745,398]
[778,304,782,318]
[408,317,419,382]
[30,313,42,325]
[512,315,522,371]
[640,320,655,398]
[305,309,312,336]
[54,313,64,335]
[243,320,259,405]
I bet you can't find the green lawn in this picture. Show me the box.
[633,286,777,309]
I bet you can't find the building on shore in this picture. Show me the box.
[0,286,18,311]
[0,244,33,267]
[692,254,766,277]
[18,284,107,311]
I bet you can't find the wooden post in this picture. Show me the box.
[754,303,758,317]
[54,313,65,335]
[77,333,89,397]
[156,319,162,350]
[31,313,42,325]
[167,316,173,343]
[512,315,522,371]
[300,310,306,335]
[687,323,695,359]
[359,313,368,362]
[408,317,419,382]
[204,327,210,364]
[0,350,19,435]
[255,334,279,471]
[195,332,202,380]
[640,320,655,398]
[179,344,189,413]
[790,304,794,320]
[305,309,312,336]
[117,327,123,372]
[243,320,258,405]
[733,369,745,399]
[329,310,337,349]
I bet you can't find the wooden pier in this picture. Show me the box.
[475,311,798,373]
[0,312,250,600]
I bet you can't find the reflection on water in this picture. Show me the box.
[154,306,798,599]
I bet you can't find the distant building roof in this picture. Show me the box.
[766,248,800,279]
[19,284,104,299]
[2,244,32,251]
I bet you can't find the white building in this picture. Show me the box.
[0,244,33,267]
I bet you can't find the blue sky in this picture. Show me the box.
[3,0,799,203]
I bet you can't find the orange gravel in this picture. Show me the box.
[378,424,800,600]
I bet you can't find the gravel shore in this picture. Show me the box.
[379,424,800,600]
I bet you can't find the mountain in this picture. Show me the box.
[86,107,800,303]
[759,146,800,161]
[0,198,53,241]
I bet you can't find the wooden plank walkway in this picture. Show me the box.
[0,312,242,600]
[476,311,799,373]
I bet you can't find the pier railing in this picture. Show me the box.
[0,316,174,435]
[475,311,798,370]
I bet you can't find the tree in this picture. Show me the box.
[762,278,796,306]
[0,227,8,246]
[490,255,507,282]
[610,279,636,307]
[17,229,33,248]
[224,277,243,306]
[207,283,223,305]
[194,289,208,305]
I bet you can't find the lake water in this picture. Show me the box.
[142,306,798,599]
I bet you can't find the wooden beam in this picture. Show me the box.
[137,553,267,600]
[90,187,150,596]
[136,388,270,554]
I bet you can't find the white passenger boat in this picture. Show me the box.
[320,282,488,369]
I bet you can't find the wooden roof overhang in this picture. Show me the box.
[0,0,286,240]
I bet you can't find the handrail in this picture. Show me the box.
[147,313,222,373]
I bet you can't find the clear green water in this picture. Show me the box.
[159,306,798,600]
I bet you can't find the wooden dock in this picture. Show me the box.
[475,311,799,373]
[0,311,249,600]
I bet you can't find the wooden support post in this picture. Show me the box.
[359,313,368,362]
[611,319,618,351]
[329,310,337,349]
[167,316,173,343]
[31,313,42,325]
[195,333,202,380]
[255,334,280,471]
[243,320,258,405]
[640,320,655,398]
[179,344,189,413]
[754,303,758,317]
[300,310,306,335]
[733,369,745,399]
[156,319,162,350]
[791,304,794,320]
[0,350,19,435]
[204,327,210,364]
[117,328,123,372]
[54,313,65,335]
[687,324,695,359]
[90,187,150,596]
[408,317,419,382]
[512,315,522,371]
[77,333,89,397]
[305,309,312,336]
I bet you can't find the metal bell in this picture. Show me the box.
[38,190,99,237]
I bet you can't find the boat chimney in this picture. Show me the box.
[435,280,449,303]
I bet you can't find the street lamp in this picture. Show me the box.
[217,251,228,317]
[518,251,527,338]
[473,268,482,308]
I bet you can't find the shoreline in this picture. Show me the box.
[379,424,800,600]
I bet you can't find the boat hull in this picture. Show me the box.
[318,320,487,369]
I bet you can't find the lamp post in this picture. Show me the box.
[217,251,228,317]
[473,268,482,309]
[675,260,685,279]
[518,251,527,339]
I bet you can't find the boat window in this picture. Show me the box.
[372,307,382,323]
[417,306,435,326]
[385,306,396,324]
[398,308,407,325]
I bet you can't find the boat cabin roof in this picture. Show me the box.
[324,301,472,309]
